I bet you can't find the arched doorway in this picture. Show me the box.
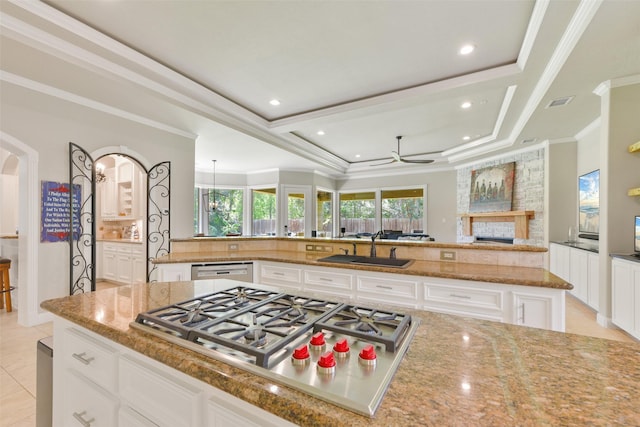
[69,143,170,294]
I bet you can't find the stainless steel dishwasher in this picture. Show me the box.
[191,262,253,282]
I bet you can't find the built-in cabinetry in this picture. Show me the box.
[100,242,146,285]
[549,242,599,311]
[611,257,640,340]
[158,260,565,331]
[99,158,145,220]
[52,318,294,427]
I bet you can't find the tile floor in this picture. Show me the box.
[0,289,636,427]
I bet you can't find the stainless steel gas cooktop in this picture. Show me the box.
[130,285,419,417]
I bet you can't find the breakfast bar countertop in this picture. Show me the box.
[154,249,572,290]
[42,280,639,426]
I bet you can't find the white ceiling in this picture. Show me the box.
[1,0,639,177]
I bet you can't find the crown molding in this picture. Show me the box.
[517,0,551,70]
[593,74,640,96]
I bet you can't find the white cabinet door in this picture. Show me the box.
[119,406,160,427]
[117,250,133,284]
[612,259,634,334]
[61,327,119,392]
[587,252,599,310]
[132,248,146,284]
[62,371,119,427]
[356,273,419,309]
[103,246,118,281]
[119,355,203,427]
[257,262,303,290]
[569,248,588,302]
[157,263,191,282]
[303,268,354,298]
[512,292,554,330]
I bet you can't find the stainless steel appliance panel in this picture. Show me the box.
[191,262,253,282]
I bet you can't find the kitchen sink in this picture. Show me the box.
[317,254,413,268]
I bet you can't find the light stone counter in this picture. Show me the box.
[155,249,571,289]
[42,280,639,426]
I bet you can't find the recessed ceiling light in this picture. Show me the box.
[461,101,472,109]
[317,130,325,136]
[459,44,475,55]
[269,99,280,106]
[463,136,471,141]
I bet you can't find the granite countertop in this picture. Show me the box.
[42,280,640,426]
[172,236,548,252]
[552,241,599,253]
[155,250,571,290]
[611,253,640,263]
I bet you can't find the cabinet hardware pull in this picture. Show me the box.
[521,303,526,324]
[376,285,393,290]
[72,352,95,365]
[73,410,95,426]
[319,277,333,282]
[449,294,471,299]
[273,272,285,276]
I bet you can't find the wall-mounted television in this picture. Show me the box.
[634,215,640,255]
[578,169,599,239]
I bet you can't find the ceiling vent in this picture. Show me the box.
[545,96,574,108]
[521,138,537,144]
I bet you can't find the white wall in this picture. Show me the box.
[0,96,195,316]
[548,141,578,243]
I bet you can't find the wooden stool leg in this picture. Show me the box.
[3,268,12,312]
[0,269,4,310]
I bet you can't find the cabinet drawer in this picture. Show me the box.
[260,264,302,284]
[119,355,202,427]
[64,370,119,427]
[357,275,418,300]
[423,283,504,312]
[104,243,118,252]
[304,269,353,291]
[62,328,119,392]
[119,406,160,427]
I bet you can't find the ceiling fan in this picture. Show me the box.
[371,136,441,166]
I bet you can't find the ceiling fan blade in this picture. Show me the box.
[369,159,397,167]
[399,158,435,164]
[390,151,401,162]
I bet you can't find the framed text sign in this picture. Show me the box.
[41,181,81,242]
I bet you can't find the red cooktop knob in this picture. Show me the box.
[333,338,350,354]
[318,351,336,368]
[292,344,310,360]
[359,344,377,361]
[310,332,326,347]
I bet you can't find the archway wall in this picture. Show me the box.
[0,96,195,325]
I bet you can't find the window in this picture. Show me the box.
[381,188,424,233]
[252,188,277,236]
[339,192,375,234]
[194,188,244,236]
[287,192,305,236]
[316,190,333,237]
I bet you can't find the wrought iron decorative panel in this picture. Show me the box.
[68,142,95,295]
[147,161,170,282]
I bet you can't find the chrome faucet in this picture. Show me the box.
[370,230,383,257]
[352,243,357,256]
[390,247,397,259]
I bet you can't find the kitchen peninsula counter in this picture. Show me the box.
[42,280,639,426]
[155,249,571,289]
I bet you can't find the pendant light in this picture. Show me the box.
[203,160,219,212]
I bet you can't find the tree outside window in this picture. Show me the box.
[252,188,277,236]
[317,190,333,237]
[194,188,243,236]
[381,188,424,233]
[339,192,375,234]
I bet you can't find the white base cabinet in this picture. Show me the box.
[157,260,565,331]
[101,242,146,285]
[611,257,640,340]
[52,318,296,427]
[549,243,599,311]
